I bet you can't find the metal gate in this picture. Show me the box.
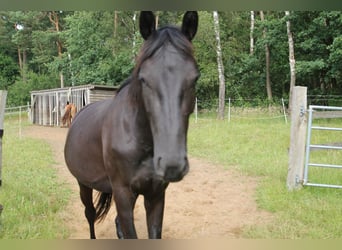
[303,105,342,188]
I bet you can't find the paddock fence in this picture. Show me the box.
[194,94,342,124]
[287,87,342,190]
[303,105,342,189]
[194,97,289,124]
[4,104,30,138]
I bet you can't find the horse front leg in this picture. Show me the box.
[115,215,124,239]
[144,191,166,239]
[114,188,138,239]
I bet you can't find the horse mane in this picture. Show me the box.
[117,76,133,93]
[133,25,195,77]
[117,26,195,95]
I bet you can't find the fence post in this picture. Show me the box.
[287,86,307,190]
[282,98,288,124]
[195,97,198,123]
[227,97,231,123]
[0,90,8,187]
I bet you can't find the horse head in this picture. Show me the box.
[137,11,200,182]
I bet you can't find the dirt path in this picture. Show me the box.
[23,125,272,239]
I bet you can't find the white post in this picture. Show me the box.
[282,98,288,124]
[287,86,307,190]
[195,97,198,123]
[228,97,231,123]
[0,90,8,186]
[56,92,59,127]
[19,106,22,139]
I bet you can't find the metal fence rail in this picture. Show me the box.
[303,105,342,189]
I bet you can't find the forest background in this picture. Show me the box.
[0,11,341,109]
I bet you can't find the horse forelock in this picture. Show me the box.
[133,26,195,78]
[117,26,195,102]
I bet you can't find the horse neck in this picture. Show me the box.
[124,78,153,144]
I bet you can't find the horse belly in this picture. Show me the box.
[64,101,113,193]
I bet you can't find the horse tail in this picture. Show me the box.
[62,108,71,126]
[94,192,113,223]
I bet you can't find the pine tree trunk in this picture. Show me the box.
[213,11,226,120]
[49,11,64,88]
[285,11,296,112]
[260,11,272,101]
[17,47,23,78]
[22,49,27,82]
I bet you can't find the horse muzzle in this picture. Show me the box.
[155,156,189,182]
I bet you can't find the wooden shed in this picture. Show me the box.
[30,84,118,126]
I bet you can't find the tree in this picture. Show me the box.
[285,11,296,111]
[0,11,341,107]
[6,12,48,81]
[213,11,226,120]
[0,53,19,88]
[293,11,342,98]
[260,11,273,101]
[52,11,133,85]
[48,11,65,88]
[250,11,255,55]
[191,12,218,109]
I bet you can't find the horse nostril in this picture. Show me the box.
[155,156,189,182]
[165,166,182,182]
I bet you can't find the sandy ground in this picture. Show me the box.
[23,125,272,239]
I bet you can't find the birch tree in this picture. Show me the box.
[250,11,255,55]
[260,11,273,101]
[132,12,137,59]
[213,11,226,120]
[285,11,296,112]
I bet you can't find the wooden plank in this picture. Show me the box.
[89,89,116,103]
[287,86,307,190]
[0,90,8,186]
[42,95,48,125]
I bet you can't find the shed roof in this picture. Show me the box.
[30,84,118,95]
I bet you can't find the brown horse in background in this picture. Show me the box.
[62,102,77,127]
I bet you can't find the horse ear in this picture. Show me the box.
[139,11,156,40]
[181,11,198,41]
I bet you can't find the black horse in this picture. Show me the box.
[64,11,199,239]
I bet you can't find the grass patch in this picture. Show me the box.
[188,112,342,239]
[0,115,71,239]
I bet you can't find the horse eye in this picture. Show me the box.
[139,77,145,83]
[140,77,153,90]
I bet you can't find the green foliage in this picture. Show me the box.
[7,71,59,106]
[328,35,342,81]
[1,11,342,106]
[193,12,218,108]
[293,11,342,95]
[52,11,135,86]
[0,53,19,87]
